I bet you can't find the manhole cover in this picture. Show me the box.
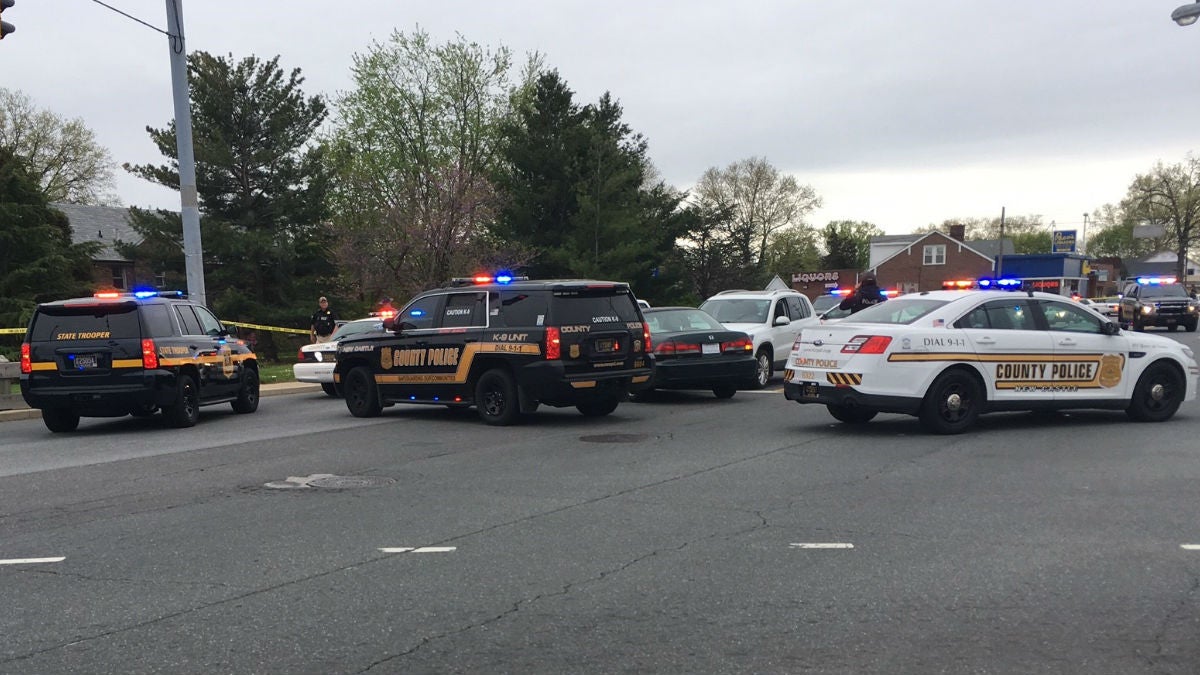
[579,433,649,443]
[264,474,396,489]
[308,475,396,489]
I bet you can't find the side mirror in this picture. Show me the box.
[1102,320,1119,336]
[773,315,791,327]
[382,316,395,331]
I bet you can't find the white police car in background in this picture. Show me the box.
[294,318,384,396]
[783,290,1198,434]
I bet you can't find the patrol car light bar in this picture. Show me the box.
[1136,276,1177,285]
[942,279,975,289]
[95,289,188,300]
[977,278,1021,290]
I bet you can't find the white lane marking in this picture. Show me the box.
[1182,545,1200,550]
[379,547,456,554]
[790,543,854,549]
[0,557,66,565]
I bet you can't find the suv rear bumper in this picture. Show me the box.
[518,361,654,406]
[21,370,180,416]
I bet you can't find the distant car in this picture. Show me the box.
[1079,296,1119,319]
[699,289,819,388]
[1118,278,1198,332]
[812,294,843,313]
[294,318,385,396]
[631,307,756,399]
[784,290,1199,434]
[637,299,651,310]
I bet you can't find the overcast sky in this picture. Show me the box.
[5,1,1200,236]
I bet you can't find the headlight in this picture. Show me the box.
[1142,305,1154,315]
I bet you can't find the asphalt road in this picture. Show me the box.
[2,334,1200,674]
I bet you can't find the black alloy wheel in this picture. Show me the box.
[919,369,982,434]
[344,367,382,418]
[232,369,260,413]
[164,374,200,428]
[1126,362,1185,422]
[476,369,520,425]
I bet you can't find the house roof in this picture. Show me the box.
[869,233,1013,257]
[52,203,140,262]
[870,231,996,270]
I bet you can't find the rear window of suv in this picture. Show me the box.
[29,303,141,342]
[549,288,640,325]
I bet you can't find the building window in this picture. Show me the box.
[923,245,946,265]
[155,271,166,288]
[111,266,126,289]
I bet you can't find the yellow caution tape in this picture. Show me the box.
[224,321,310,335]
[0,328,25,335]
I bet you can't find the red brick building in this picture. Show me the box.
[868,230,996,293]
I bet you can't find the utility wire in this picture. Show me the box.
[89,0,172,36]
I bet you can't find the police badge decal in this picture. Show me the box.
[1098,353,1124,388]
[380,347,393,371]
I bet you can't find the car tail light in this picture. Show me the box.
[141,339,159,369]
[842,335,892,354]
[654,340,700,355]
[722,337,753,353]
[642,321,652,353]
[20,343,31,374]
[297,349,306,362]
[545,326,561,360]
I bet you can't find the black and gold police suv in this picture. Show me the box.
[19,290,259,432]
[333,275,654,425]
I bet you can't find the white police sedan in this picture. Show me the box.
[783,290,1199,434]
[294,318,384,396]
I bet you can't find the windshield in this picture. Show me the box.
[812,295,841,312]
[330,320,383,341]
[843,298,949,324]
[699,298,770,324]
[1139,284,1189,298]
[645,309,725,334]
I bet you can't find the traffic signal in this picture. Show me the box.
[0,0,14,40]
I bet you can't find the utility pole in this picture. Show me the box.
[165,0,205,306]
[996,206,1006,278]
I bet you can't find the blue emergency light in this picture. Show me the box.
[1136,276,1177,285]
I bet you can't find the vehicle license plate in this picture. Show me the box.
[595,338,617,353]
[702,343,719,355]
[801,382,820,399]
[73,354,98,369]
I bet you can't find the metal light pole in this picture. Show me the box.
[1081,212,1089,255]
[165,0,205,306]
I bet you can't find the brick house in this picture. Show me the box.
[867,226,1001,293]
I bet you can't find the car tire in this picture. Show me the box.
[476,369,520,425]
[1186,320,1197,333]
[1133,315,1145,332]
[751,349,772,389]
[712,385,737,399]
[163,374,200,428]
[827,404,877,424]
[321,382,339,397]
[344,367,382,418]
[231,368,260,414]
[1126,362,1185,423]
[1169,324,1178,332]
[577,396,621,417]
[42,408,80,433]
[918,369,982,435]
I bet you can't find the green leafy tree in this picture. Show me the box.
[763,225,821,281]
[328,29,522,305]
[688,157,821,287]
[122,52,332,357]
[494,70,689,300]
[0,87,117,204]
[0,148,98,327]
[1086,204,1164,264]
[821,220,882,269]
[1120,156,1200,279]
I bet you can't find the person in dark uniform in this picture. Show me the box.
[310,296,338,343]
[838,274,887,314]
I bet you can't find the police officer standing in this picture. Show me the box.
[838,274,887,314]
[310,296,338,343]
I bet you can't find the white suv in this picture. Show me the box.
[700,289,819,388]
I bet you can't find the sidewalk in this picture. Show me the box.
[0,382,321,424]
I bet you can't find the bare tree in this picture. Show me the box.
[1122,156,1200,279]
[0,87,117,205]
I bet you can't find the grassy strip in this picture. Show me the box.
[257,362,297,384]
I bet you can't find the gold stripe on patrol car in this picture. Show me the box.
[887,353,1104,363]
[826,372,862,385]
[374,342,542,385]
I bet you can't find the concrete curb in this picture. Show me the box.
[0,382,322,424]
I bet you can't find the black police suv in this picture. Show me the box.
[334,276,654,425]
[20,291,259,432]
[1119,278,1198,332]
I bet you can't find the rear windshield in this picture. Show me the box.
[699,298,770,324]
[645,309,724,334]
[844,298,949,325]
[30,303,141,342]
[812,295,841,312]
[550,288,640,324]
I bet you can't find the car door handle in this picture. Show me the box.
[1058,339,1076,346]
[976,337,996,345]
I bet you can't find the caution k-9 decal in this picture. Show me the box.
[887,352,1125,390]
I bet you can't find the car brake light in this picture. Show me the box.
[297,349,306,361]
[642,321,652,353]
[141,339,159,369]
[721,337,752,353]
[20,343,31,374]
[545,326,561,360]
[842,335,892,354]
